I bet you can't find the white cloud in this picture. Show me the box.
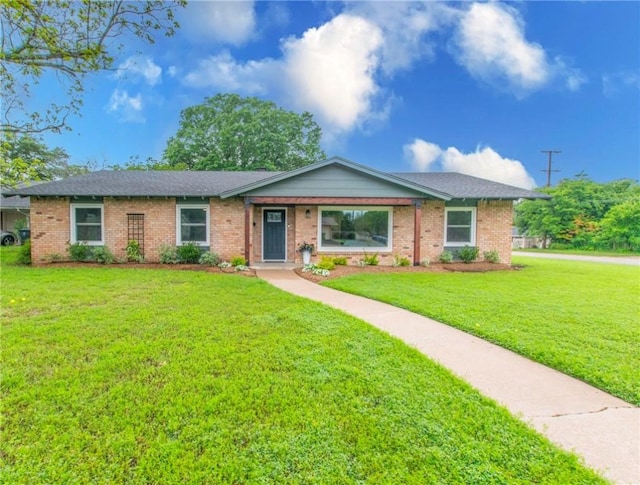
[182,14,386,138]
[403,139,442,171]
[345,2,453,75]
[106,89,144,123]
[179,1,256,45]
[183,51,274,94]
[117,55,162,86]
[281,14,384,135]
[452,3,549,95]
[403,139,536,189]
[167,66,178,78]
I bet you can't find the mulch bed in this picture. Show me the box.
[33,262,258,277]
[294,261,515,283]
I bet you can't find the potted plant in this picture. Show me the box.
[297,241,314,265]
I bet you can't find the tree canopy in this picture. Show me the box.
[1,0,185,134]
[163,94,326,171]
[515,175,640,252]
[1,133,87,187]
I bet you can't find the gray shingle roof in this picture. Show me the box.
[6,160,549,200]
[392,172,549,199]
[7,170,281,197]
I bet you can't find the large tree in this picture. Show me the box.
[515,174,640,251]
[1,0,185,134]
[163,94,326,171]
[1,133,87,187]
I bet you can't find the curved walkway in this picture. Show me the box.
[257,269,639,485]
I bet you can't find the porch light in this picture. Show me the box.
[305,209,311,219]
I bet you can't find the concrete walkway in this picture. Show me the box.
[513,251,640,266]
[257,269,640,485]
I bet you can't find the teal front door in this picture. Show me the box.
[263,209,286,260]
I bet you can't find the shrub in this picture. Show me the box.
[126,240,143,263]
[177,242,201,264]
[332,256,348,266]
[459,245,479,264]
[483,250,500,263]
[439,250,453,263]
[235,264,249,272]
[218,261,232,268]
[92,246,115,264]
[68,242,92,262]
[231,255,247,267]
[16,240,31,265]
[316,256,335,270]
[199,251,221,266]
[421,257,431,267]
[362,250,379,266]
[393,254,411,267]
[159,244,179,264]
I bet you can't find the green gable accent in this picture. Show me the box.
[220,156,451,200]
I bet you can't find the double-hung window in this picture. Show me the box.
[176,205,209,245]
[444,207,476,246]
[71,204,104,245]
[319,206,392,251]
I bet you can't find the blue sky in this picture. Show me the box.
[39,1,639,189]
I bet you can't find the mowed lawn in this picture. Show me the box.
[1,252,604,483]
[325,256,640,405]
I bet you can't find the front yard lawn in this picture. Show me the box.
[324,255,640,405]
[1,256,604,483]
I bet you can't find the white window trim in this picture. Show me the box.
[176,204,210,246]
[444,207,476,246]
[70,203,104,245]
[317,206,393,252]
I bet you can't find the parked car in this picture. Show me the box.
[1,230,16,246]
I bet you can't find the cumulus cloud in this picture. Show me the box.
[183,51,275,94]
[281,14,384,134]
[106,89,144,123]
[403,139,442,171]
[452,3,585,96]
[179,1,256,45]
[404,138,536,189]
[117,55,162,86]
[183,14,386,138]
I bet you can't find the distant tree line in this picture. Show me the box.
[515,174,640,252]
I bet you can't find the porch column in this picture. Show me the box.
[413,199,422,266]
[244,197,252,265]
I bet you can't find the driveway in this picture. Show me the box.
[513,251,640,266]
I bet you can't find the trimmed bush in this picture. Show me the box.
[316,256,335,270]
[332,256,348,266]
[459,245,479,264]
[68,242,92,262]
[231,255,247,267]
[177,242,201,264]
[92,246,115,264]
[199,251,221,266]
[159,244,179,264]
[483,250,500,263]
[439,250,453,263]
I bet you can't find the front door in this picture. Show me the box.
[263,209,286,260]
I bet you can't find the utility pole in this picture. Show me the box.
[541,150,561,187]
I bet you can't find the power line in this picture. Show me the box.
[541,150,561,187]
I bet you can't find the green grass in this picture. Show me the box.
[325,256,640,405]
[514,247,640,257]
[1,251,604,483]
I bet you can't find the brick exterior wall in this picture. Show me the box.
[476,200,514,264]
[30,197,514,265]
